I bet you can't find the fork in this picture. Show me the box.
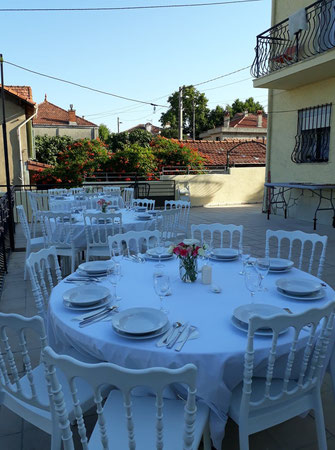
[79,306,118,327]
[175,325,197,352]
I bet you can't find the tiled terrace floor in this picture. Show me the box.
[1,204,335,449]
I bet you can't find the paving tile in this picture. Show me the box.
[0,407,23,436]
[0,433,22,450]
[22,425,50,450]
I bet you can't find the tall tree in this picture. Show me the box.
[227,97,265,117]
[160,85,210,139]
[98,123,111,142]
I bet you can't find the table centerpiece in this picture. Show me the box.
[97,199,111,213]
[170,239,205,283]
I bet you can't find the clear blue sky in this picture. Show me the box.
[1,0,272,132]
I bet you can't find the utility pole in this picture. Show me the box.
[178,86,183,140]
[192,98,196,140]
[117,117,122,133]
[0,54,15,250]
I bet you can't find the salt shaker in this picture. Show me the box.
[201,264,212,285]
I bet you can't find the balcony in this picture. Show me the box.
[251,0,335,90]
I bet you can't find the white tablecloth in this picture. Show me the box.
[47,258,335,448]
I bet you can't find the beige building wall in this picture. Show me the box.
[162,167,265,207]
[272,0,312,25]
[0,96,30,187]
[34,126,98,140]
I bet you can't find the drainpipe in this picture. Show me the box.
[17,106,38,185]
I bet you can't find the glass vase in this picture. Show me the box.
[179,257,198,283]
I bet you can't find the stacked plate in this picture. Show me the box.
[63,285,111,311]
[136,213,151,221]
[135,207,147,213]
[145,248,173,261]
[258,258,294,273]
[77,261,114,277]
[276,278,324,301]
[210,248,239,262]
[112,307,169,339]
[232,303,289,336]
[147,210,158,216]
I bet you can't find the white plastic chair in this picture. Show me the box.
[40,211,85,273]
[26,246,62,324]
[265,229,328,278]
[43,346,211,450]
[16,205,45,280]
[82,193,100,209]
[0,313,102,450]
[191,223,243,248]
[84,212,122,261]
[102,186,121,195]
[122,187,134,207]
[108,230,160,257]
[27,191,49,237]
[228,301,335,450]
[69,187,83,195]
[102,195,123,208]
[156,208,180,242]
[132,198,155,210]
[165,200,191,238]
[48,188,68,196]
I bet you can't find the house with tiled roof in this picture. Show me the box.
[125,122,163,135]
[0,85,37,186]
[199,110,267,141]
[33,95,98,139]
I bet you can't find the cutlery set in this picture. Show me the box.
[157,322,198,351]
[77,305,118,327]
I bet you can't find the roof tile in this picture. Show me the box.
[33,99,97,127]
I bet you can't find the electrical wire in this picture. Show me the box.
[193,65,251,87]
[0,0,263,13]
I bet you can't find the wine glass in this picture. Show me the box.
[153,273,170,313]
[107,263,122,303]
[256,257,270,291]
[244,264,261,301]
[239,245,251,275]
[203,239,213,265]
[154,241,166,268]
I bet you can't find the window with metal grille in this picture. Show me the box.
[291,104,331,163]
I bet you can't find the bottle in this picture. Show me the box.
[201,264,212,285]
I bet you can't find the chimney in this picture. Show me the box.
[223,110,230,128]
[68,104,76,125]
[257,110,263,128]
[244,110,248,116]
[145,123,152,133]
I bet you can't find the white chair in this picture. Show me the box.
[191,223,243,248]
[83,193,100,210]
[69,187,83,195]
[178,183,190,202]
[122,187,134,207]
[16,205,45,280]
[132,198,155,210]
[0,313,102,450]
[165,200,191,238]
[43,346,211,450]
[27,191,49,237]
[102,195,123,208]
[108,230,160,257]
[102,186,121,195]
[48,188,68,196]
[84,212,122,261]
[228,302,335,450]
[40,211,85,273]
[26,246,62,324]
[265,229,328,278]
[156,208,180,242]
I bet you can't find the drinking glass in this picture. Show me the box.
[107,263,122,303]
[239,245,251,275]
[154,242,167,268]
[244,264,261,301]
[256,257,270,291]
[153,273,170,313]
[203,239,213,265]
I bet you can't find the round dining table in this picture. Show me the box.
[47,255,335,449]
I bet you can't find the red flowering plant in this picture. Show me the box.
[169,239,206,282]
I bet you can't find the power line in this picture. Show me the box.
[0,0,263,13]
[193,65,251,87]
[4,59,168,108]
[202,76,252,92]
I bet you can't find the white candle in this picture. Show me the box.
[201,265,212,285]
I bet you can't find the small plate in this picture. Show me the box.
[212,248,239,259]
[209,254,238,262]
[78,261,114,274]
[63,297,111,311]
[112,307,168,335]
[258,258,294,271]
[276,278,322,296]
[112,322,170,340]
[146,248,172,259]
[234,303,288,325]
[231,316,288,336]
[63,285,110,306]
[277,287,325,301]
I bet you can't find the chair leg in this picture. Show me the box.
[202,419,212,450]
[239,426,250,450]
[328,351,335,400]
[313,393,327,450]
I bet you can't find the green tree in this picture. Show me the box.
[227,97,265,117]
[207,105,225,129]
[35,135,73,165]
[160,85,210,139]
[98,123,111,143]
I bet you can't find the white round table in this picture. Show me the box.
[47,257,335,449]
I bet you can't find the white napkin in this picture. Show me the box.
[289,8,307,39]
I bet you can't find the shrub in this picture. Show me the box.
[35,135,74,165]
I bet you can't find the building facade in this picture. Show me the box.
[252,0,335,224]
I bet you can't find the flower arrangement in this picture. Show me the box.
[170,239,205,283]
[97,199,111,213]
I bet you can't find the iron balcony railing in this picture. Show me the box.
[0,187,15,295]
[251,0,335,78]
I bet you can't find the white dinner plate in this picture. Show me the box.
[231,316,288,336]
[112,307,168,335]
[234,303,289,325]
[275,278,322,296]
[258,258,294,271]
[112,322,170,340]
[209,254,238,262]
[78,261,114,274]
[277,287,325,301]
[63,296,111,311]
[211,248,239,259]
[63,286,110,306]
[137,215,151,220]
[146,248,172,259]
[135,207,147,212]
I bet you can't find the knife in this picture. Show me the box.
[79,306,117,327]
[175,326,197,352]
[167,322,188,349]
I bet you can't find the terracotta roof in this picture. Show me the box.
[1,85,35,105]
[229,112,267,128]
[33,98,97,127]
[175,139,266,166]
[126,123,162,135]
